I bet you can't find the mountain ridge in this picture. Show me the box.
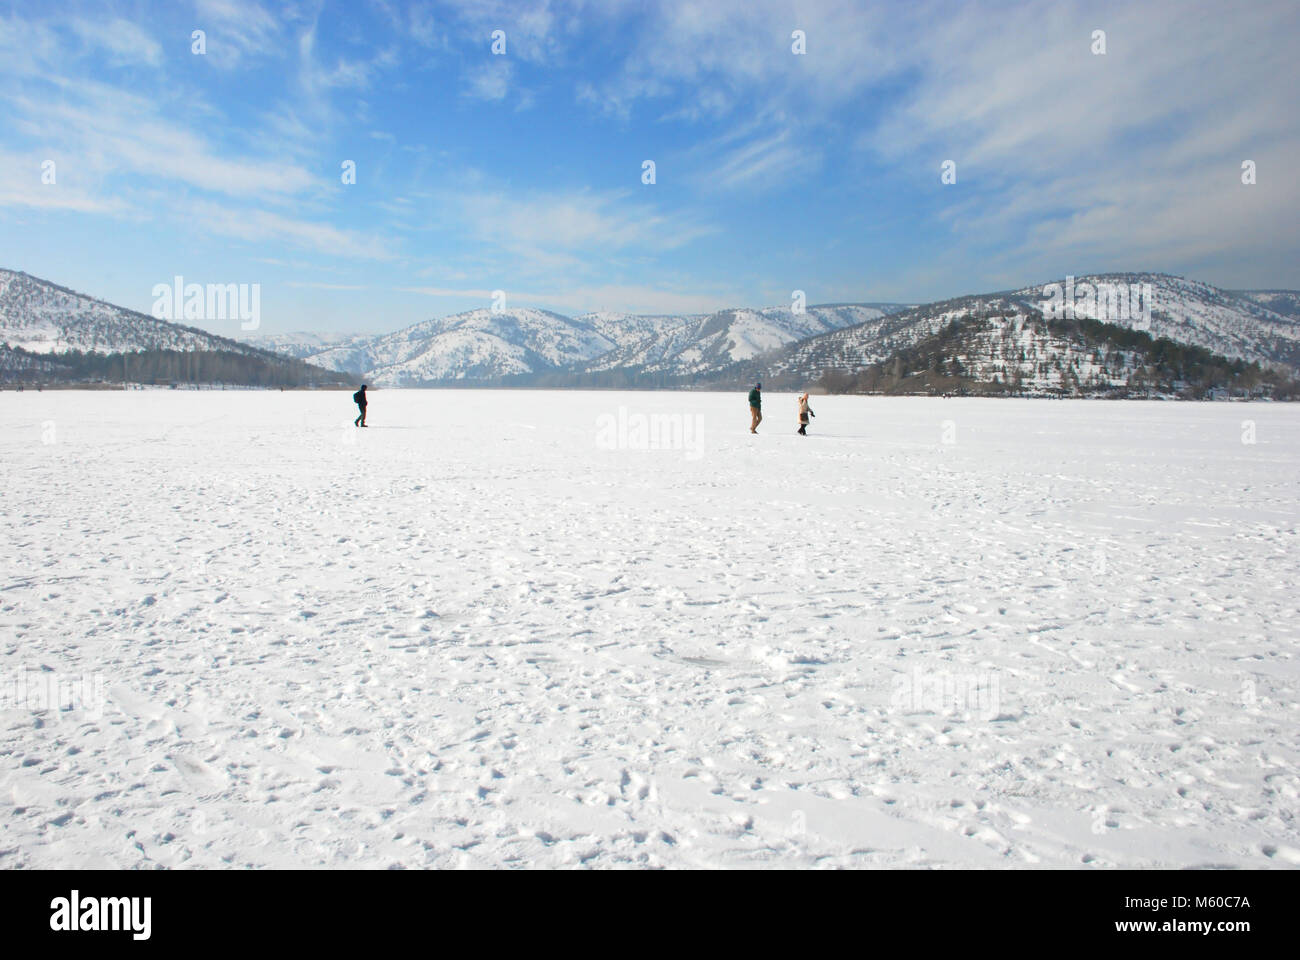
[0,269,351,387]
[4,266,1297,394]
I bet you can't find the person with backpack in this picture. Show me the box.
[748,383,762,434]
[353,384,368,427]
[796,392,815,435]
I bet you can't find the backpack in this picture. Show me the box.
[353,389,365,404]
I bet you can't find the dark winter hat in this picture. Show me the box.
[755,382,762,389]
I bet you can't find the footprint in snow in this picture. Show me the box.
[170,755,228,798]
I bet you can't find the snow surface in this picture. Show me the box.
[3,390,1299,869]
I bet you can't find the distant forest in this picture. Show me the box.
[0,345,354,388]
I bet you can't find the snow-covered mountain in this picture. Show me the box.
[578,303,908,379]
[8,266,1296,391]
[719,298,984,386]
[0,269,353,387]
[814,307,1298,400]
[242,330,369,361]
[0,269,266,357]
[1010,274,1300,369]
[933,314,1142,394]
[260,302,907,386]
[1234,289,1300,322]
[734,274,1300,388]
[576,311,703,349]
[288,307,615,385]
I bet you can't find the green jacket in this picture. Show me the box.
[748,388,761,407]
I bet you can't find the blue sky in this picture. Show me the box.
[1,0,1297,338]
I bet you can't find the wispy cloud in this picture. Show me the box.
[5,80,317,198]
[578,0,902,119]
[193,202,398,261]
[461,187,714,259]
[697,122,821,190]
[192,0,284,67]
[463,59,513,101]
[864,0,1300,279]
[398,281,735,316]
[298,24,398,93]
[436,0,573,64]
[70,18,163,68]
[0,150,127,214]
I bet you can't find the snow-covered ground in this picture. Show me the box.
[2,390,1298,869]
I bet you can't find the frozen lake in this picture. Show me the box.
[2,389,1299,868]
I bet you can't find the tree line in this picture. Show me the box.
[0,345,354,389]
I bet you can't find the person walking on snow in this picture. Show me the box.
[353,384,368,427]
[797,392,815,435]
[748,382,762,434]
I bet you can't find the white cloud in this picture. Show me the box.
[407,2,443,49]
[459,187,716,266]
[701,124,820,190]
[0,150,127,214]
[864,0,1300,275]
[437,0,562,64]
[463,59,512,101]
[0,15,60,77]
[192,202,398,261]
[5,80,317,198]
[578,0,903,119]
[192,0,284,66]
[297,24,397,94]
[70,18,163,68]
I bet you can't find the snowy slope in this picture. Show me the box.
[583,303,903,378]
[241,276,1300,388]
[4,390,1298,868]
[271,308,615,385]
[904,314,1190,394]
[275,303,904,386]
[368,308,614,384]
[0,269,266,357]
[734,299,978,385]
[243,331,368,361]
[1011,274,1300,368]
[745,276,1300,387]
[1235,289,1300,322]
[576,311,702,349]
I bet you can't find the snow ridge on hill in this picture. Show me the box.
[580,304,906,379]
[736,274,1300,388]
[242,331,369,360]
[251,302,909,386]
[1011,274,1300,369]
[0,269,267,358]
[301,308,616,385]
[1233,289,1300,321]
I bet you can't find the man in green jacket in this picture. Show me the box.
[748,382,762,434]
